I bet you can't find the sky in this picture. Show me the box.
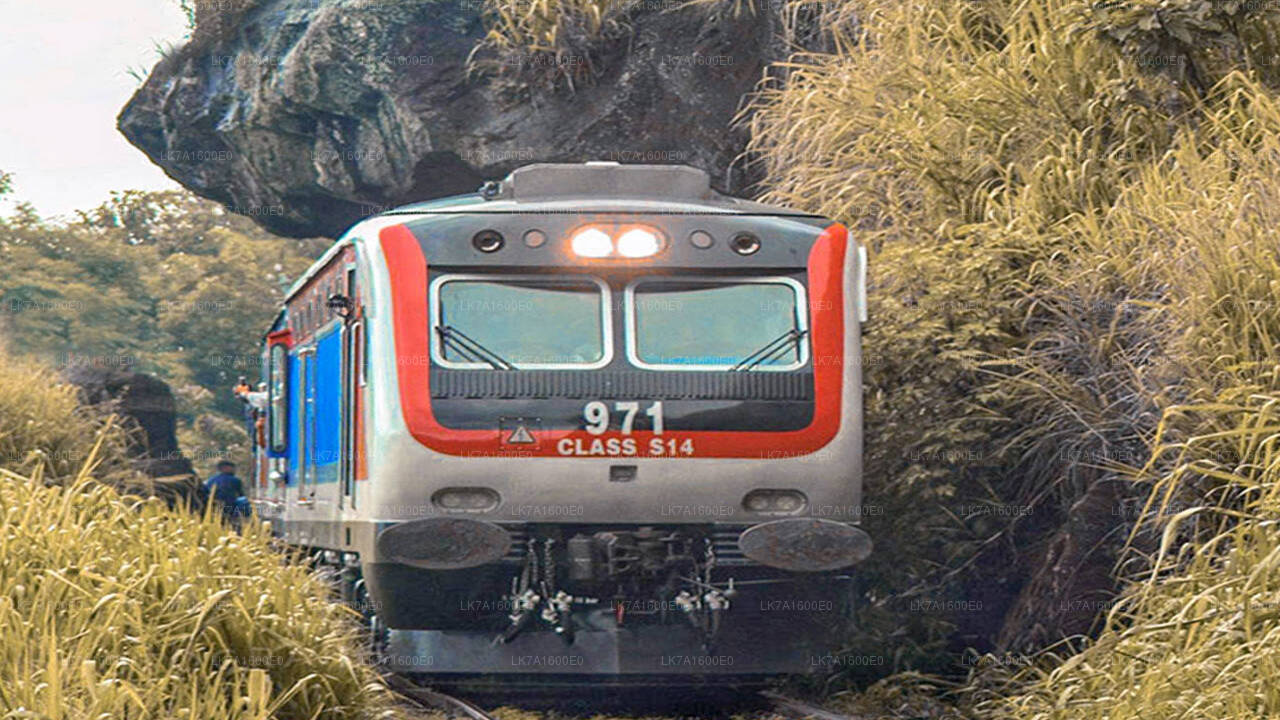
[0,0,189,220]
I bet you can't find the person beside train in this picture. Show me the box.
[233,377,270,440]
[205,460,249,527]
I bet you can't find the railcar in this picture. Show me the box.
[250,162,871,688]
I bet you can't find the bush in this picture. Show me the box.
[986,80,1280,720]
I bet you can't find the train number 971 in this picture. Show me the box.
[583,401,664,435]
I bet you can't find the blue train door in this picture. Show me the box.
[298,348,317,503]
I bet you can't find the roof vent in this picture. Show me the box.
[501,163,717,202]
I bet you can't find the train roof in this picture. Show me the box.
[282,163,830,303]
[380,163,826,218]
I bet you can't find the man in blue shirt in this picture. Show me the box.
[205,460,246,525]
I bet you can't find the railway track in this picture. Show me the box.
[386,675,501,720]
[760,690,865,720]
[387,675,862,720]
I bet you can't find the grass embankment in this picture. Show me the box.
[745,0,1280,715]
[0,358,395,719]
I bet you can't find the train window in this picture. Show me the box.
[430,275,612,370]
[268,343,288,453]
[625,277,810,371]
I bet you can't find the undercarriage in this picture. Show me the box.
[346,524,857,683]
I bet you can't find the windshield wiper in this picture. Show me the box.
[731,328,807,372]
[437,325,518,370]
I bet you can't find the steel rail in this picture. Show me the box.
[761,690,864,720]
[386,675,501,720]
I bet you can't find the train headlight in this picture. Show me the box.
[616,228,663,258]
[569,224,665,259]
[742,489,808,515]
[570,227,613,257]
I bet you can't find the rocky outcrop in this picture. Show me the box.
[994,478,1125,653]
[63,367,204,508]
[119,0,794,238]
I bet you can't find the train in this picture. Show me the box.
[249,162,872,688]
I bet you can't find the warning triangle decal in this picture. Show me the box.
[506,425,536,444]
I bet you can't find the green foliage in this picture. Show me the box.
[0,190,325,476]
[174,0,259,47]
[175,0,197,31]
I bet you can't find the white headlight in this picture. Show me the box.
[616,228,662,258]
[571,227,613,257]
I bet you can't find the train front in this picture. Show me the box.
[363,163,870,686]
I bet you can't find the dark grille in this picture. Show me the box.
[499,524,530,563]
[712,527,751,567]
[497,524,758,569]
[430,369,814,401]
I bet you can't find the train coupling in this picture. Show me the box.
[675,585,733,652]
[541,590,575,640]
[495,588,541,645]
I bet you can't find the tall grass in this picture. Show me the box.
[746,0,1280,690]
[992,395,1280,718]
[0,462,394,719]
[0,355,396,719]
[982,80,1280,719]
[469,0,753,88]
[469,0,635,88]
[745,0,1186,669]
[0,354,133,484]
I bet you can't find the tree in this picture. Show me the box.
[1,189,326,473]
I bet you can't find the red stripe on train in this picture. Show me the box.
[380,222,846,458]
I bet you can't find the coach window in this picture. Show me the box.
[430,275,612,369]
[625,277,809,371]
[268,343,289,453]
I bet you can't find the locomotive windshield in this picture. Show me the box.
[431,275,610,369]
[627,278,809,371]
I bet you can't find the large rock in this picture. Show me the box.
[63,367,205,508]
[118,0,794,238]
